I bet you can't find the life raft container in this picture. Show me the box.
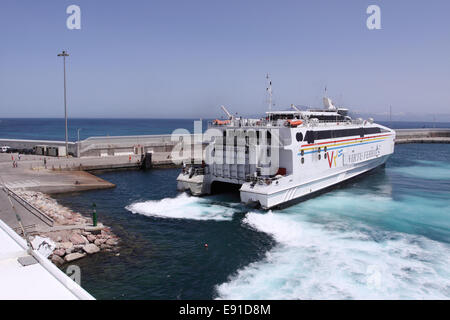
[213,119,230,125]
[286,119,303,127]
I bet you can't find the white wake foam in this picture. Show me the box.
[216,210,450,299]
[392,160,450,180]
[125,193,236,221]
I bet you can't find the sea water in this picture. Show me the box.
[0,118,449,141]
[53,143,450,299]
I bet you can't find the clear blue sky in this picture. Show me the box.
[0,0,449,119]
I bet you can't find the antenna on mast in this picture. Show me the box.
[220,105,233,120]
[266,73,273,122]
[291,104,301,112]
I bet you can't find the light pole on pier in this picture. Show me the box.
[58,50,69,157]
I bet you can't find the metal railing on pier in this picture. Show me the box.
[2,186,54,227]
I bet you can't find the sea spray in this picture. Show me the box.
[125,193,236,221]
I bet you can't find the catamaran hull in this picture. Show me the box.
[177,173,209,196]
[240,154,391,209]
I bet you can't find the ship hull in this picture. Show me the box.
[240,154,391,209]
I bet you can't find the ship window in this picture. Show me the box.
[296,132,303,142]
[318,154,321,160]
[318,147,321,153]
[256,131,260,145]
[324,153,327,159]
[304,131,315,144]
[332,128,362,138]
[324,146,327,152]
[363,127,382,135]
[310,115,346,121]
[301,157,304,164]
[359,127,364,137]
[305,127,378,143]
[317,130,332,140]
[301,149,304,156]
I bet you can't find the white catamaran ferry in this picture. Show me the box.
[177,80,395,209]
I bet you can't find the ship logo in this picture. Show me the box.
[327,149,343,168]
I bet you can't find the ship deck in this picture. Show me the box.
[0,219,94,300]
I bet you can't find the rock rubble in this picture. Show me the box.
[16,191,119,266]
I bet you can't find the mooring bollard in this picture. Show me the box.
[92,203,97,227]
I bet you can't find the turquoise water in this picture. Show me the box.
[55,143,450,299]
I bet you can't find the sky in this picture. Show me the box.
[0,0,449,120]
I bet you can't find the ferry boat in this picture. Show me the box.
[177,80,395,209]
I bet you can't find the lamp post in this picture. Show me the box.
[77,128,82,157]
[57,50,69,157]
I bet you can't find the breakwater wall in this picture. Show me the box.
[395,129,450,144]
[78,134,203,158]
[0,138,77,154]
[0,134,202,159]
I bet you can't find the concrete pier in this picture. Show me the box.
[394,128,450,144]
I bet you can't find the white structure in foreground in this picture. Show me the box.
[0,219,94,300]
[177,96,395,209]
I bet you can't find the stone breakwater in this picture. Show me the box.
[16,191,119,266]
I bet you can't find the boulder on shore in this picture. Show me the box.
[59,242,73,250]
[106,238,118,246]
[83,244,100,254]
[51,255,65,266]
[53,249,66,257]
[70,233,88,245]
[94,238,106,246]
[64,252,86,262]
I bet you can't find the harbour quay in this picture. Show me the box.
[395,128,450,144]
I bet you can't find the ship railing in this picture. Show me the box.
[182,165,206,176]
[208,118,365,128]
[245,171,285,185]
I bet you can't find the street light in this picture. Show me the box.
[57,50,69,157]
